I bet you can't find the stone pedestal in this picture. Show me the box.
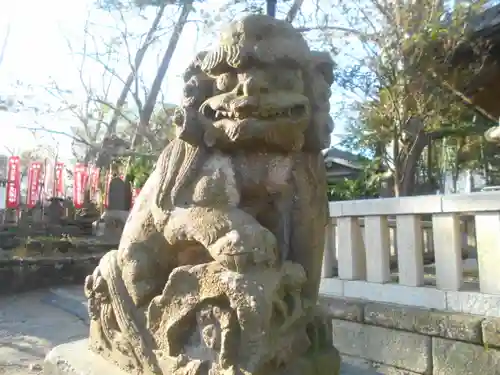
[44,338,342,375]
[44,339,126,375]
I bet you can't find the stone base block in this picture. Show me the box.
[331,319,431,373]
[44,339,344,375]
[44,339,127,375]
[432,337,500,375]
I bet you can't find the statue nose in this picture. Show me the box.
[235,77,269,96]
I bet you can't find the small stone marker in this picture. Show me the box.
[46,198,64,225]
[107,177,131,211]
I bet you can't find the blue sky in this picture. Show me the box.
[0,0,351,162]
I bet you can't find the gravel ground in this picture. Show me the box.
[0,290,87,375]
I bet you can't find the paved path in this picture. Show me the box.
[1,286,379,375]
[0,290,87,375]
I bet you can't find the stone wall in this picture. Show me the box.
[320,295,500,375]
[0,254,102,295]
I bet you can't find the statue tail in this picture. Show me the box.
[97,251,161,375]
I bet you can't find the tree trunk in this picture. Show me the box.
[0,23,11,69]
[104,3,167,138]
[125,1,192,178]
[426,138,432,186]
[399,133,428,196]
[452,159,459,193]
[285,0,304,23]
[451,151,460,193]
[139,1,192,129]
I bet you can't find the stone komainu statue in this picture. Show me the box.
[84,14,340,375]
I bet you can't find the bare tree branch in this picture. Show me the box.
[0,23,11,68]
[15,125,93,146]
[104,2,167,138]
[4,146,14,156]
[297,25,375,37]
[285,0,305,23]
[140,1,192,127]
[93,97,137,125]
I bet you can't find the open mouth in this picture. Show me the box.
[200,103,308,121]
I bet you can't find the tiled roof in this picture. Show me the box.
[322,147,362,162]
[322,147,364,170]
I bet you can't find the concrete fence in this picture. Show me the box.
[320,191,500,316]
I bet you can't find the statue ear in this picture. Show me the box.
[310,51,335,86]
[302,51,335,152]
[315,61,334,86]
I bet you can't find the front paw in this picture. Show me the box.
[212,120,246,141]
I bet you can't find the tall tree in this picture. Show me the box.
[26,4,178,164]
[0,23,10,70]
[132,0,193,154]
[330,0,493,196]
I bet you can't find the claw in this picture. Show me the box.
[84,275,94,298]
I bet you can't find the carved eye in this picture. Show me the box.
[216,72,237,92]
[271,69,303,92]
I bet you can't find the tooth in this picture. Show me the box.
[215,111,222,119]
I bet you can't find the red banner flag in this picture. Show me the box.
[84,167,90,191]
[6,156,21,209]
[89,166,100,201]
[131,187,141,208]
[55,162,65,198]
[27,162,42,208]
[73,163,87,209]
[104,172,112,208]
